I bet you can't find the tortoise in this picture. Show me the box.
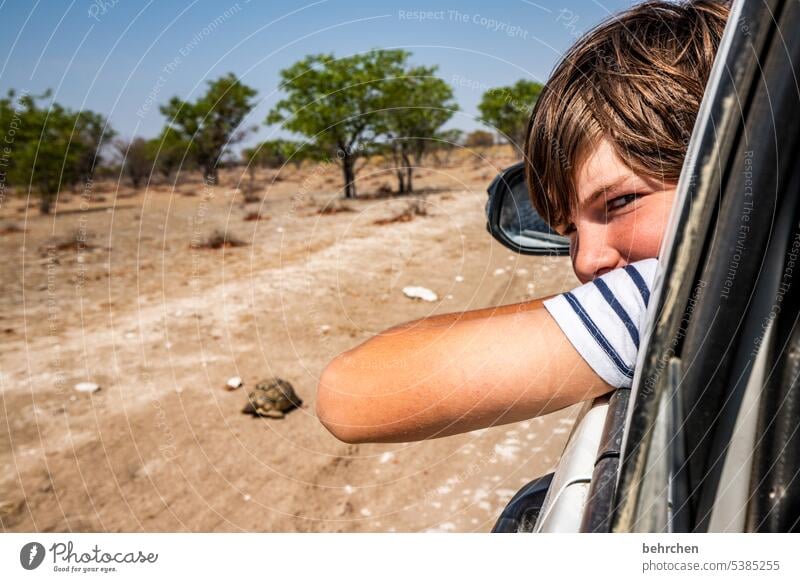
[242,378,302,418]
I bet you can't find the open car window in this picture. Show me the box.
[609,0,800,533]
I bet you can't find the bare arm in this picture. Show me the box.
[316,297,612,443]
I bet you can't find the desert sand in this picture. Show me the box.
[0,146,582,532]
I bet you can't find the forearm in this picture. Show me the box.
[316,302,612,443]
[388,298,544,330]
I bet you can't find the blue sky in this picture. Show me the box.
[0,0,633,146]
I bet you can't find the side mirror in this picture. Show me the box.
[485,162,570,255]
[491,472,554,532]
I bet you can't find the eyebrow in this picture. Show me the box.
[578,177,630,214]
[554,177,636,235]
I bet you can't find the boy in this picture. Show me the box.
[316,0,730,443]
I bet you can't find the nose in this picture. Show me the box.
[570,224,623,284]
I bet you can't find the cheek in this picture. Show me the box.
[616,201,672,259]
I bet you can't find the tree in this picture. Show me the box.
[1,90,111,213]
[242,138,312,169]
[147,127,192,181]
[160,73,257,184]
[115,137,152,189]
[73,110,115,188]
[464,130,495,149]
[383,69,458,193]
[477,80,543,156]
[267,50,414,199]
[428,128,463,167]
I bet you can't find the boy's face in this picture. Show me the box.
[555,138,677,284]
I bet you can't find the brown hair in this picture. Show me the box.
[524,0,730,230]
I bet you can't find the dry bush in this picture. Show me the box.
[317,202,355,216]
[197,229,247,249]
[54,229,98,251]
[243,211,269,222]
[0,223,24,236]
[373,199,428,225]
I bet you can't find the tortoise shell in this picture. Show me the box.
[242,378,302,418]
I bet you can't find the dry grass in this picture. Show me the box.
[373,199,428,225]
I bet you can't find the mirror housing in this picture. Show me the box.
[485,161,570,256]
[491,472,554,533]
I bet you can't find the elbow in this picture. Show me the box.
[316,358,371,444]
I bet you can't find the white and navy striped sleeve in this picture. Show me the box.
[542,258,659,388]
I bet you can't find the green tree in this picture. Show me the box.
[1,91,111,213]
[73,110,115,187]
[242,138,312,169]
[115,137,152,189]
[267,50,414,199]
[160,73,257,184]
[464,130,495,149]
[383,69,458,193]
[477,80,543,156]
[147,127,192,181]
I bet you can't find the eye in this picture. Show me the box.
[607,193,639,212]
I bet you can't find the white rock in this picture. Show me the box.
[74,382,100,393]
[454,275,464,283]
[343,484,354,495]
[402,286,437,302]
[493,268,506,276]
[319,325,331,334]
[226,376,243,390]
[360,508,372,517]
[379,451,395,464]
[494,442,519,461]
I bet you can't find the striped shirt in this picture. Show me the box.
[543,259,659,388]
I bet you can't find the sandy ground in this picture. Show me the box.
[0,147,582,532]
